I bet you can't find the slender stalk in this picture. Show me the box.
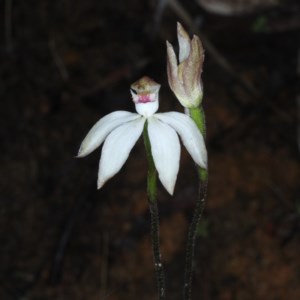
[183,106,208,300]
[189,106,206,138]
[143,122,166,300]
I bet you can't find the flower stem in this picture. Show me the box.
[143,121,166,300]
[189,107,206,138]
[184,106,208,300]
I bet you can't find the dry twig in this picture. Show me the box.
[49,39,69,82]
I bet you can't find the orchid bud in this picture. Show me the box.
[130,76,161,117]
[166,23,204,108]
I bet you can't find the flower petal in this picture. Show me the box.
[78,111,140,157]
[97,117,145,189]
[148,117,180,195]
[182,35,204,105]
[166,41,179,88]
[155,112,207,169]
[166,41,188,106]
[177,22,191,63]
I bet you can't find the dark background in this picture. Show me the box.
[1,0,299,299]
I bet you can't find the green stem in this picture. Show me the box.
[189,107,206,138]
[183,106,208,300]
[143,122,166,300]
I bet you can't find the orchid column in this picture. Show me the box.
[167,23,208,300]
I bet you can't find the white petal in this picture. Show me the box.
[155,112,207,169]
[177,22,191,63]
[166,41,179,84]
[148,117,180,195]
[78,111,140,157]
[135,101,159,117]
[97,117,145,189]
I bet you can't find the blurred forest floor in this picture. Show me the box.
[0,0,300,299]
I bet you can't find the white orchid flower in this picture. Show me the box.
[77,76,207,195]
